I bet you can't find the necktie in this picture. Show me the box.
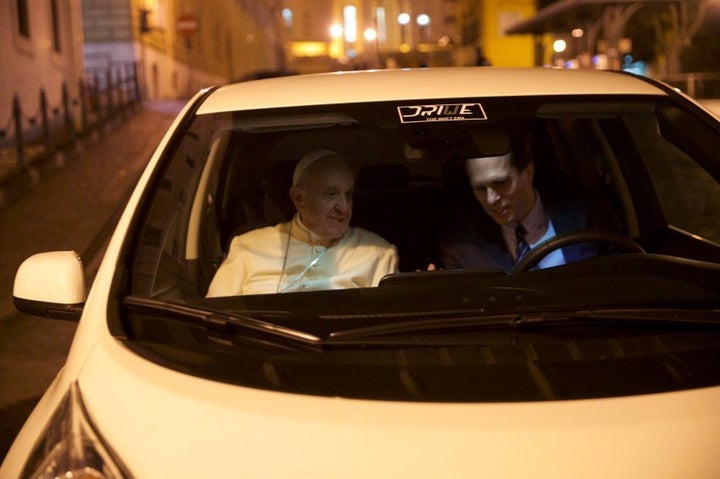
[515,224,530,263]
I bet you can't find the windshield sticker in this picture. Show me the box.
[397,103,487,123]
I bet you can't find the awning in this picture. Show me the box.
[505,0,679,35]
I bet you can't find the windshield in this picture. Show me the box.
[118,92,720,401]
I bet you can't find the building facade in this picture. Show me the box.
[84,0,282,99]
[2,0,539,117]
[1,0,85,135]
[445,0,538,67]
[279,0,537,71]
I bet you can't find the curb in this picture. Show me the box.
[0,124,120,210]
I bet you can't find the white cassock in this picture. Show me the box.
[207,214,398,297]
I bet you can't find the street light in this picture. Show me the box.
[364,28,380,68]
[416,13,430,42]
[329,23,343,39]
[329,23,344,59]
[364,28,378,42]
[553,39,567,68]
[139,8,152,34]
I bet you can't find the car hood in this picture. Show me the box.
[77,335,720,478]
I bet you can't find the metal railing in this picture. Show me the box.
[655,72,720,99]
[0,64,141,186]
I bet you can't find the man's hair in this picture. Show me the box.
[507,130,533,171]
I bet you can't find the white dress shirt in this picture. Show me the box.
[501,191,566,268]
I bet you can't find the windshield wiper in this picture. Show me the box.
[122,296,321,350]
[326,307,720,344]
[538,308,720,326]
[122,297,720,350]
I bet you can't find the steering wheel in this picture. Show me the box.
[511,229,646,274]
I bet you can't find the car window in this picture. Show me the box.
[127,95,720,302]
[130,113,227,298]
[645,143,720,243]
[636,105,720,244]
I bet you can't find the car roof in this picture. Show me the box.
[196,67,667,114]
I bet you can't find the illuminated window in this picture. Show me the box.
[343,5,357,43]
[375,6,386,43]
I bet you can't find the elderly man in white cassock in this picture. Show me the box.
[207,150,398,297]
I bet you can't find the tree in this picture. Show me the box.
[652,0,714,74]
[680,8,720,72]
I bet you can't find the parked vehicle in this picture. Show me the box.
[4,67,720,478]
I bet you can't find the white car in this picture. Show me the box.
[3,67,720,478]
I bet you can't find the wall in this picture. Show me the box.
[480,0,536,67]
[0,0,85,131]
[83,0,280,100]
[451,0,536,67]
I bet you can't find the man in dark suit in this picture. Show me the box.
[439,135,595,273]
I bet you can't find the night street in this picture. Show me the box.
[0,100,183,460]
[4,0,720,475]
[1,96,719,462]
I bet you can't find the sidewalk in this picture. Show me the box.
[0,99,186,319]
[700,99,720,118]
[0,100,185,459]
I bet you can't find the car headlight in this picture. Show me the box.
[20,382,131,479]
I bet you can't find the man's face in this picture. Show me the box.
[466,152,535,226]
[291,160,354,241]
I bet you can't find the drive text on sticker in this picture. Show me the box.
[397,103,487,123]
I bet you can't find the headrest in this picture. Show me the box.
[357,164,409,191]
[467,128,511,157]
[263,161,297,223]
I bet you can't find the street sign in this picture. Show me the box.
[176,13,198,38]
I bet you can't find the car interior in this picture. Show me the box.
[129,96,720,300]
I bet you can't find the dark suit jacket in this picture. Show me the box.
[439,196,595,273]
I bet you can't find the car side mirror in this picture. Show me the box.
[13,251,85,321]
